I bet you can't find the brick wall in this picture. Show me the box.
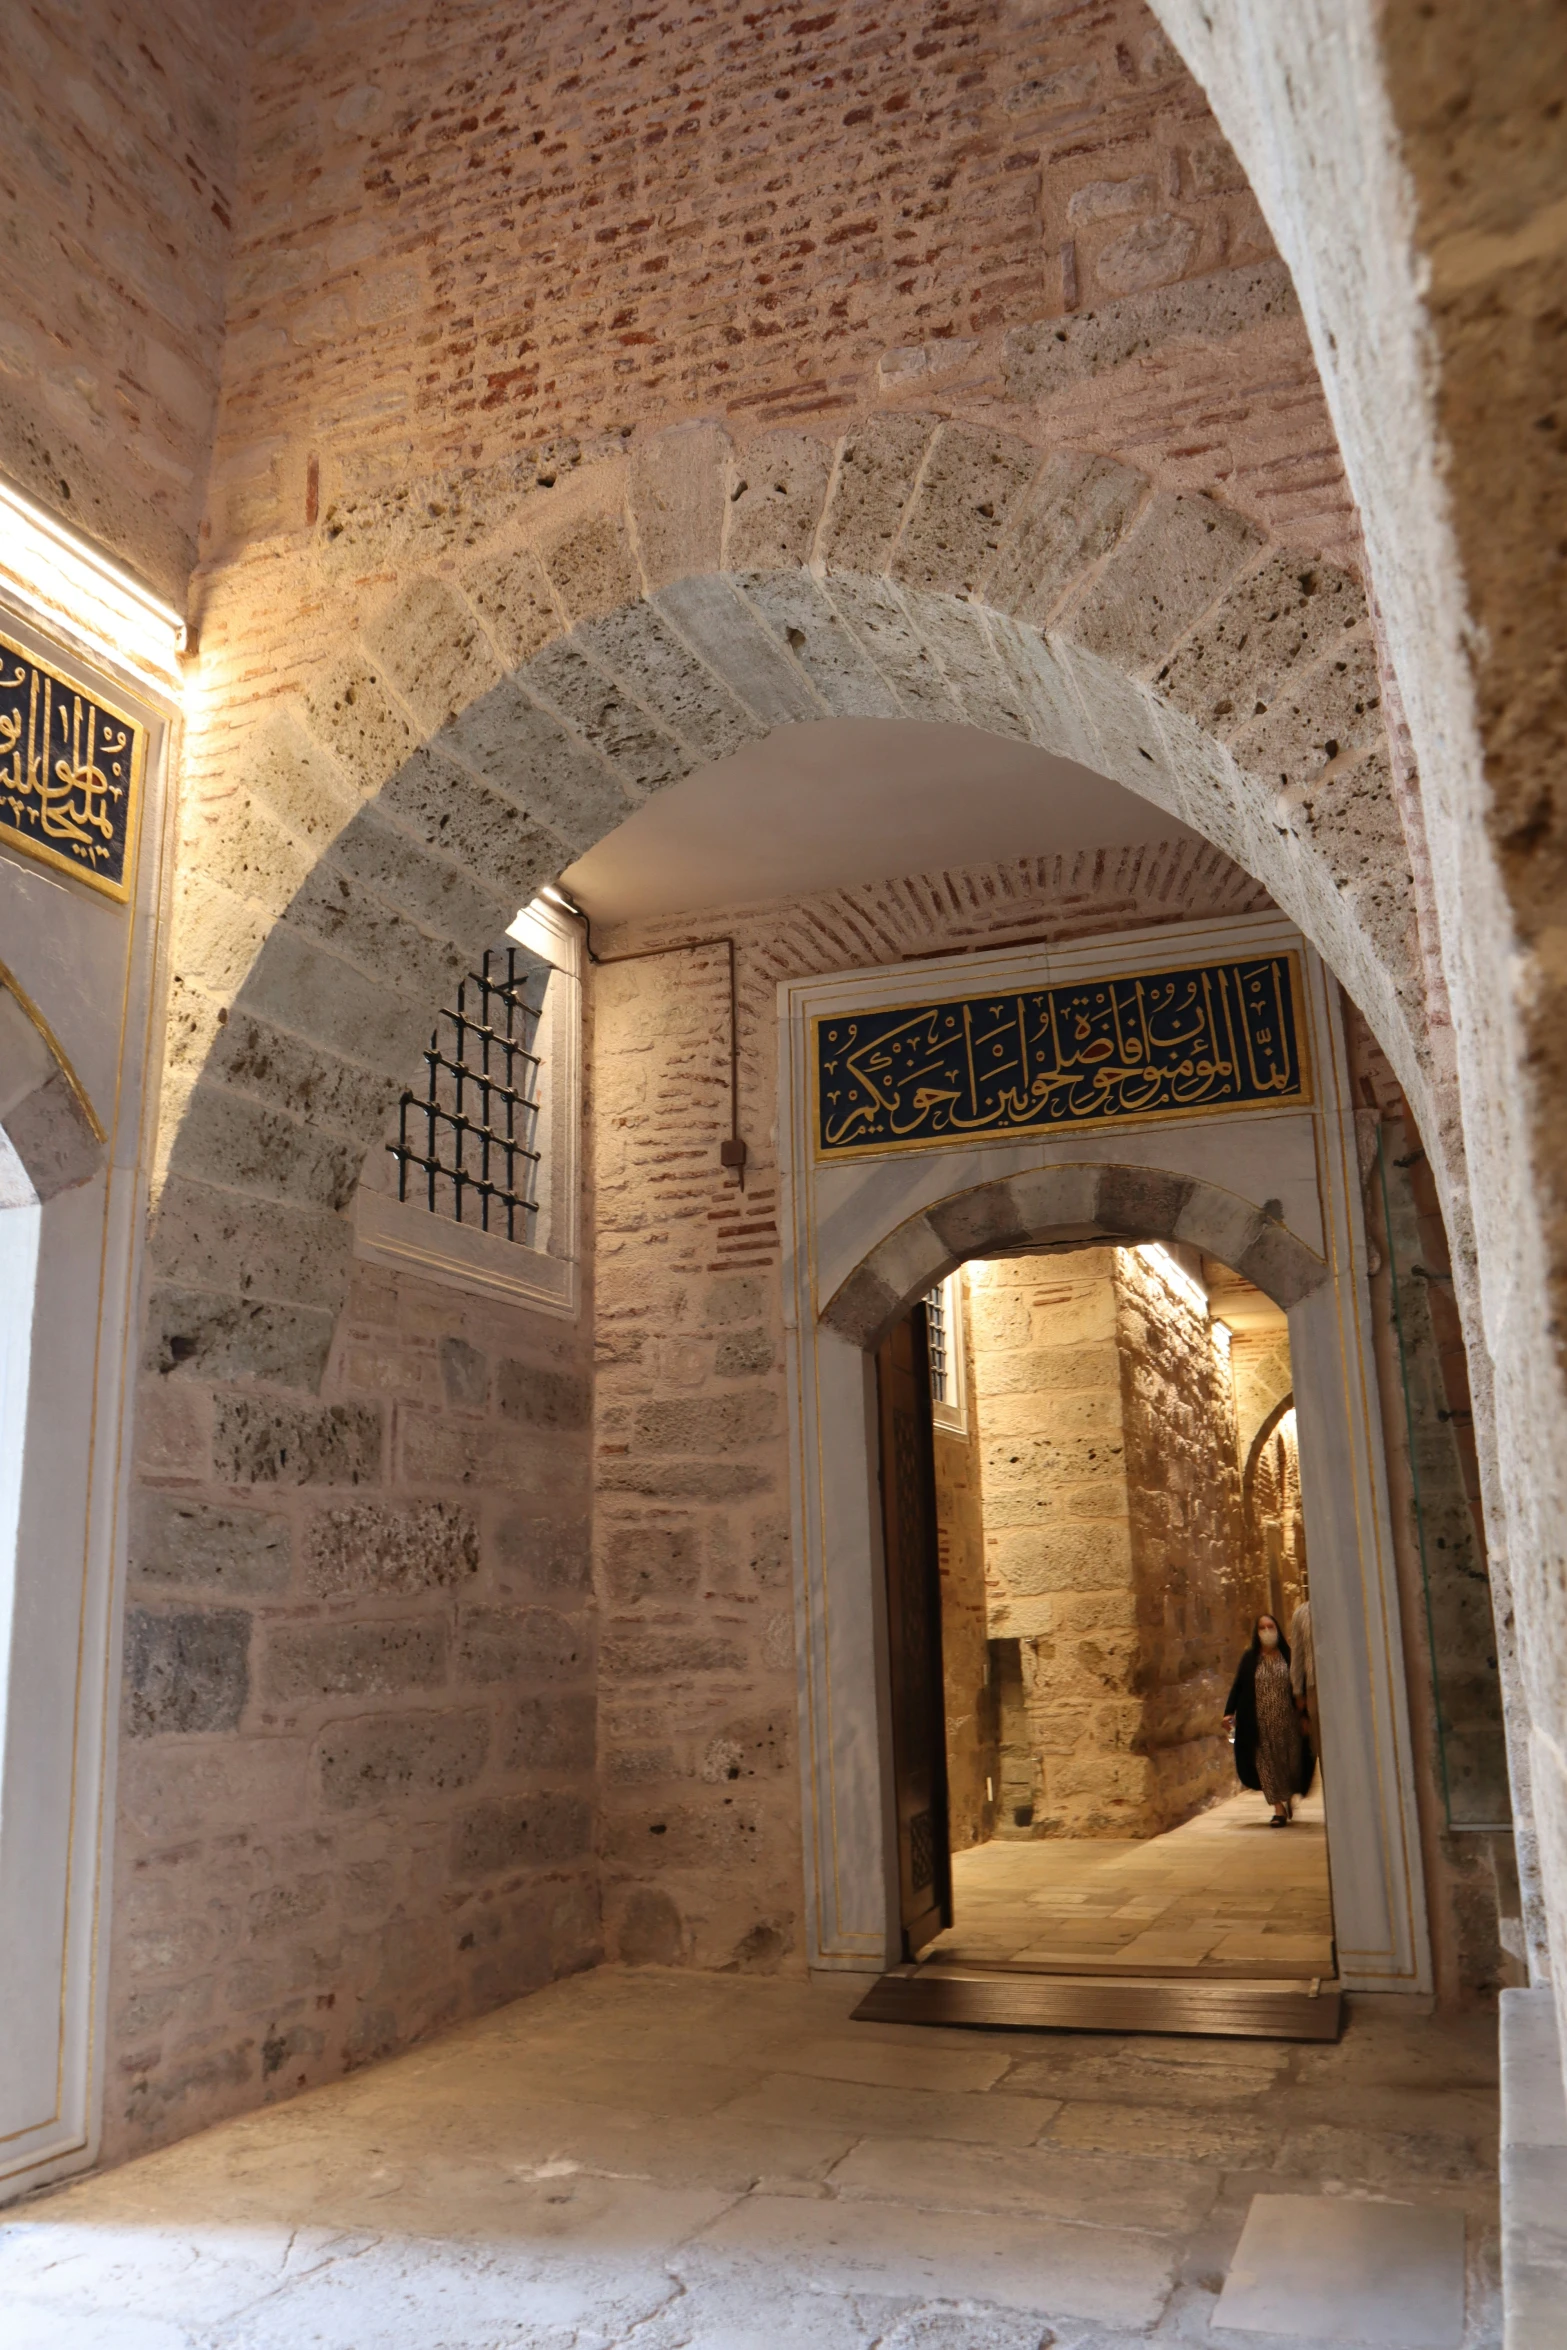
[109,1254,597,2159]
[0,0,245,598]
[202,0,1353,564]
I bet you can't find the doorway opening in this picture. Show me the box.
[872,1241,1335,2028]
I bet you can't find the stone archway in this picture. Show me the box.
[154,418,1430,1395]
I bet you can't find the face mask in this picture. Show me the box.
[1259,1627,1280,1649]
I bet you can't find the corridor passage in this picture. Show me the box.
[0,1965,1499,2348]
[931,1787,1334,1978]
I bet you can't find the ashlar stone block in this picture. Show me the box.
[304,1498,478,1597]
[457,1605,589,1685]
[262,1618,448,1702]
[130,1493,292,1597]
[451,1790,593,1879]
[504,1690,597,1771]
[315,1708,489,1809]
[1001,259,1299,399]
[125,1606,251,1736]
[214,1396,383,1487]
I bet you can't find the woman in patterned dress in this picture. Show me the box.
[1224,1614,1313,1826]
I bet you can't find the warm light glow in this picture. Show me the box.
[1211,1317,1232,1360]
[0,474,185,695]
[1134,1241,1209,1319]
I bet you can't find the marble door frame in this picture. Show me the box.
[777,910,1433,1995]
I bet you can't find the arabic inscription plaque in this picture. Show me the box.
[0,630,145,900]
[815,955,1308,1159]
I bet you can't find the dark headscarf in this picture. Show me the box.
[1224,1616,1308,1794]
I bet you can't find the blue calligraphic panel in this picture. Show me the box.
[0,631,145,900]
[815,954,1308,1158]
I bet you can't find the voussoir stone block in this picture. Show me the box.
[171,1082,362,1215]
[444,676,633,849]
[723,430,834,573]
[818,412,937,574]
[125,1606,251,1737]
[1094,1164,1195,1237]
[284,866,471,1012]
[1155,551,1366,739]
[304,1498,478,1597]
[322,807,518,950]
[982,450,1149,627]
[362,575,506,734]
[1061,490,1266,677]
[375,743,568,902]
[654,575,826,726]
[1231,635,1385,791]
[315,1709,489,1809]
[150,1175,355,1310]
[451,1790,593,1879]
[213,1396,383,1486]
[524,638,691,798]
[929,1182,1034,1258]
[630,422,730,590]
[890,421,1042,599]
[827,578,965,725]
[297,661,417,796]
[241,923,436,1072]
[573,604,760,765]
[1235,1215,1328,1307]
[737,571,904,720]
[537,509,642,624]
[898,590,1030,739]
[819,1262,904,1349]
[459,543,564,670]
[130,1493,292,1597]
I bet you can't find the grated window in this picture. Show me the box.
[388,947,543,1243]
[925,1283,950,1405]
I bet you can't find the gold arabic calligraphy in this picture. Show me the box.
[816,958,1304,1156]
[0,640,139,896]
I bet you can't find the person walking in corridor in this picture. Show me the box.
[1224,1614,1313,1825]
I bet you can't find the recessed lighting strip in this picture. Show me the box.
[0,474,186,697]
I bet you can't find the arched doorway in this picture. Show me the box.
[779,907,1430,1994]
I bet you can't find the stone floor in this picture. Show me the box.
[932,1789,1335,1977]
[0,1962,1500,2348]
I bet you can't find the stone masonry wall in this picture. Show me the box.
[932,1283,995,1854]
[1113,1243,1255,1828]
[1,0,246,599]
[966,1244,1249,1837]
[589,841,1269,1964]
[110,1253,598,2160]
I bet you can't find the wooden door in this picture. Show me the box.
[876,1304,953,1957]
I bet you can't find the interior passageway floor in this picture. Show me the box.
[0,1964,1499,2348]
[930,1787,1335,1977]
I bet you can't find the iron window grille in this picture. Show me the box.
[389,947,543,1243]
[925,1283,951,1404]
